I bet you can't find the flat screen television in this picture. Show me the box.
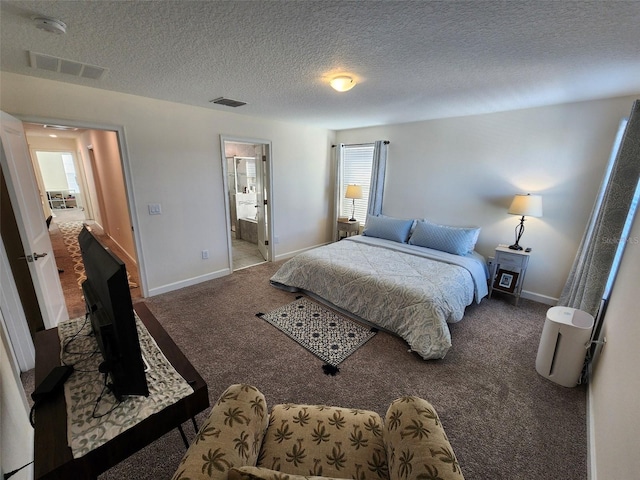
[78,226,149,400]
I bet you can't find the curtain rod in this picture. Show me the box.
[331,141,390,147]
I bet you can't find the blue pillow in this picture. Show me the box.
[362,215,414,243]
[409,220,480,255]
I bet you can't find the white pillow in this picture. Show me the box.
[409,220,480,255]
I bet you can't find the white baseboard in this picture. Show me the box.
[521,289,558,305]
[148,267,231,296]
[587,372,596,480]
[148,242,328,297]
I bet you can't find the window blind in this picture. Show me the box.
[341,144,374,222]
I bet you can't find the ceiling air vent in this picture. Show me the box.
[210,97,247,108]
[29,51,107,80]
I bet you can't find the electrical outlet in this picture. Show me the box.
[201,250,209,259]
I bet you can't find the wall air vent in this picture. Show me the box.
[29,51,107,80]
[210,97,247,108]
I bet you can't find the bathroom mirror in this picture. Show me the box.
[234,156,257,194]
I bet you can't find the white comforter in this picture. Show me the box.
[270,235,488,359]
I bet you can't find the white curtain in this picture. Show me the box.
[559,100,640,317]
[367,140,388,216]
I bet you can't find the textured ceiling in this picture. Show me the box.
[1,1,639,130]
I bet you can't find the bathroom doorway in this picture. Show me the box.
[220,137,273,270]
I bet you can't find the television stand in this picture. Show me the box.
[33,303,209,480]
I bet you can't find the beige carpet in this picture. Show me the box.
[23,261,587,480]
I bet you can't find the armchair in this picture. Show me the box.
[172,384,464,480]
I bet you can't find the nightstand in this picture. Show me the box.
[488,245,531,306]
[337,220,360,241]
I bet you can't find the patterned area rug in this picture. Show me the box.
[58,221,138,289]
[58,221,87,288]
[257,296,377,374]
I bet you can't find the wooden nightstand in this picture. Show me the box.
[488,245,531,306]
[337,220,360,241]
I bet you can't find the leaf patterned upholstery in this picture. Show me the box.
[172,384,268,480]
[385,396,464,480]
[172,384,464,480]
[257,403,387,479]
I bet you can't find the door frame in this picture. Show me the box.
[219,135,274,270]
[16,115,149,297]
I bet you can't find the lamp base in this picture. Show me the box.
[508,244,523,251]
[348,217,356,222]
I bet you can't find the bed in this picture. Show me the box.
[270,216,489,360]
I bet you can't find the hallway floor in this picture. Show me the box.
[48,208,142,319]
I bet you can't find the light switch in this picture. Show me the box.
[148,203,162,215]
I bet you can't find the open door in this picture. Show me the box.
[255,146,269,262]
[0,111,68,330]
[221,136,274,271]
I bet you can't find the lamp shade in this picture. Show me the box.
[508,194,543,217]
[345,184,363,199]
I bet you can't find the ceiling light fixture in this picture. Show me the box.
[32,16,67,35]
[330,76,356,92]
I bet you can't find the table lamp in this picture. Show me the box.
[508,193,543,250]
[345,185,362,222]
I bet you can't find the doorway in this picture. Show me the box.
[221,137,273,270]
[22,123,143,319]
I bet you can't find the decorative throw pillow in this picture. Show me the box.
[409,220,480,255]
[362,215,414,243]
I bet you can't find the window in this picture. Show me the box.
[603,119,638,299]
[61,153,80,193]
[339,144,374,222]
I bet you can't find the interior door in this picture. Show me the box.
[0,111,68,329]
[254,146,268,261]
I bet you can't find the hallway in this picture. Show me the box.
[48,208,141,319]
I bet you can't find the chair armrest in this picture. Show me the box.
[384,396,464,480]
[172,384,269,480]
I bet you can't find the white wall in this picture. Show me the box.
[336,96,639,302]
[0,308,34,480]
[0,72,335,295]
[83,129,137,263]
[588,207,640,479]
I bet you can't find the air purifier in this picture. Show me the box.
[535,306,594,387]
